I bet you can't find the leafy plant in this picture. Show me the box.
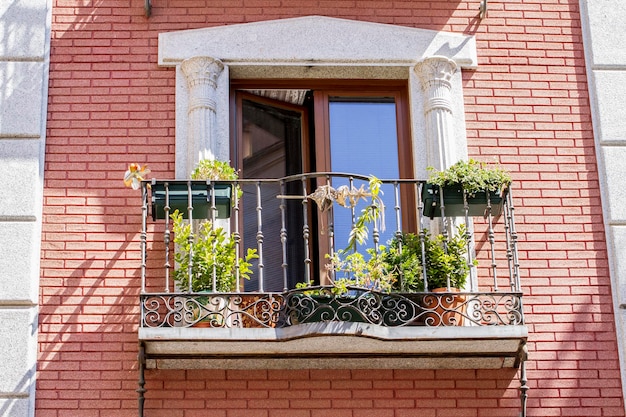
[306,176,385,252]
[346,176,385,252]
[303,175,474,294]
[385,233,423,292]
[421,224,473,290]
[191,158,242,200]
[427,159,511,197]
[171,209,258,292]
[325,247,395,293]
[191,159,239,181]
[385,224,474,291]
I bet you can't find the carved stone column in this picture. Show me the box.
[414,56,458,170]
[181,56,224,171]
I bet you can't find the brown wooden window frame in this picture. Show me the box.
[231,79,416,287]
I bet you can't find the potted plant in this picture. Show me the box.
[171,209,257,293]
[422,159,511,218]
[385,232,423,293]
[287,176,394,324]
[170,209,258,326]
[391,224,472,326]
[287,245,395,325]
[384,223,474,326]
[151,159,238,220]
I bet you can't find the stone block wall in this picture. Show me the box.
[0,0,50,416]
[580,0,626,397]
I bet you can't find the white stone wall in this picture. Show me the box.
[0,0,51,415]
[580,0,626,408]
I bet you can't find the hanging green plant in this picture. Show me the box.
[151,159,239,220]
[191,159,239,182]
[423,159,512,218]
[427,159,511,197]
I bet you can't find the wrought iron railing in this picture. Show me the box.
[139,172,523,329]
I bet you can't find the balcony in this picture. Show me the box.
[137,173,527,370]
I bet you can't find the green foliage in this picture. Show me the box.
[326,247,395,293]
[191,159,239,181]
[346,176,385,252]
[385,224,474,291]
[171,209,258,292]
[422,224,473,290]
[427,159,511,197]
[304,174,476,294]
[385,233,423,292]
[319,223,473,293]
[191,159,242,200]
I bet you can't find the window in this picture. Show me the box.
[233,81,414,291]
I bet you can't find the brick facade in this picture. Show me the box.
[39,0,624,416]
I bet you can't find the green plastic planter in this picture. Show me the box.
[422,183,504,218]
[150,181,232,220]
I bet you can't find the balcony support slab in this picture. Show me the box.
[139,323,527,370]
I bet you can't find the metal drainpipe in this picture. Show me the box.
[137,343,146,417]
[519,344,529,417]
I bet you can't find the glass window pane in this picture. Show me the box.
[241,98,305,291]
[329,99,399,252]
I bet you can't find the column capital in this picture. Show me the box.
[414,56,457,114]
[181,56,224,89]
[414,56,457,89]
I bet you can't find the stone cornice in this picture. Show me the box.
[159,16,477,69]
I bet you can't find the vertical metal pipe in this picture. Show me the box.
[279,180,289,292]
[504,188,515,291]
[393,181,402,233]
[507,187,521,292]
[462,189,475,291]
[519,351,529,417]
[163,183,171,293]
[140,182,148,294]
[486,192,498,291]
[255,181,265,292]
[438,186,450,290]
[209,181,216,222]
[418,182,429,292]
[327,175,335,282]
[187,180,194,293]
[233,181,241,292]
[209,181,217,293]
[371,201,380,254]
[393,182,404,291]
[302,177,311,285]
[136,343,146,417]
[348,176,356,233]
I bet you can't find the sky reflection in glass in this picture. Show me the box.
[329,100,399,253]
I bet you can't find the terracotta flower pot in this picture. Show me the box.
[237,294,278,328]
[421,287,466,326]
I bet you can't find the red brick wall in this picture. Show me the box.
[39,0,624,416]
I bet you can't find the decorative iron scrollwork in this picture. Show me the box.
[140,288,523,328]
[141,293,284,328]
